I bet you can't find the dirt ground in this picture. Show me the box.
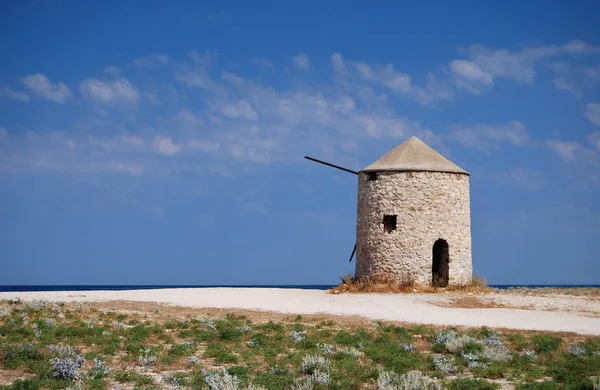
[1,287,599,335]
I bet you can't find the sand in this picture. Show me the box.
[1,288,599,335]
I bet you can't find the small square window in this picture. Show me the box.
[366,172,377,181]
[383,215,397,233]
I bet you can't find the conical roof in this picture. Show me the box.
[361,136,469,174]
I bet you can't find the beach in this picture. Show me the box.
[1,287,599,335]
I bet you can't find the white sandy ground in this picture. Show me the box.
[1,288,599,335]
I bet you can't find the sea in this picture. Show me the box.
[1,284,599,292]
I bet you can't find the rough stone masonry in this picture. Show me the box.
[355,137,472,286]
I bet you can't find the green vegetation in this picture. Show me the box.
[0,299,599,389]
[448,378,500,390]
[531,334,563,354]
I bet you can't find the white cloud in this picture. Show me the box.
[458,44,548,84]
[377,64,411,93]
[553,76,582,99]
[449,40,600,94]
[174,51,220,90]
[562,39,600,54]
[292,53,310,71]
[359,116,417,138]
[104,65,121,76]
[187,49,216,66]
[22,74,72,103]
[331,53,345,73]
[485,121,529,145]
[133,53,170,70]
[448,121,529,151]
[188,139,220,152]
[250,57,273,68]
[216,99,258,120]
[412,74,454,106]
[546,140,581,160]
[545,135,599,168]
[0,131,148,175]
[588,131,600,151]
[227,137,280,162]
[178,109,204,127]
[96,162,144,175]
[550,63,582,98]
[175,68,212,88]
[80,78,139,107]
[0,86,30,102]
[584,103,600,126]
[87,134,145,154]
[340,57,453,106]
[332,95,355,114]
[450,60,493,93]
[154,137,181,156]
[1,51,447,176]
[495,167,545,190]
[583,66,600,86]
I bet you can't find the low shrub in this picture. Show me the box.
[531,334,562,354]
[449,378,500,390]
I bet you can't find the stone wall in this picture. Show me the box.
[355,171,472,285]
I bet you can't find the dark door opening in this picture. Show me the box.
[432,239,449,287]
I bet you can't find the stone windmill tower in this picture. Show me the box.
[304,136,472,287]
[355,136,472,286]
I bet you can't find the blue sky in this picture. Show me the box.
[1,0,599,286]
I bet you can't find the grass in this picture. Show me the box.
[329,273,494,294]
[531,334,563,354]
[1,299,599,389]
[448,378,500,389]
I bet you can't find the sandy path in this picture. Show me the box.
[1,288,599,335]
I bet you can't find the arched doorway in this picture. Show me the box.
[432,239,449,287]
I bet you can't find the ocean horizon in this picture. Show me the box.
[1,284,599,292]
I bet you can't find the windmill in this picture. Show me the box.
[304,136,473,287]
[303,156,358,263]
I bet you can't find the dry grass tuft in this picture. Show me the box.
[433,296,509,309]
[329,273,494,294]
[446,274,493,293]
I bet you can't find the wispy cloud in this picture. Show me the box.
[585,103,600,126]
[450,60,494,93]
[104,65,121,76]
[546,137,599,169]
[1,50,440,176]
[22,74,72,103]
[211,99,258,120]
[132,53,170,70]
[292,53,310,71]
[448,121,529,152]
[250,56,273,68]
[546,140,581,161]
[494,167,545,190]
[80,78,140,108]
[154,137,181,156]
[583,67,600,87]
[5,44,597,181]
[0,86,30,102]
[550,63,582,98]
[187,49,216,67]
[588,131,600,151]
[449,40,600,94]
[334,54,454,106]
[562,39,600,54]
[0,130,146,175]
[331,53,345,74]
